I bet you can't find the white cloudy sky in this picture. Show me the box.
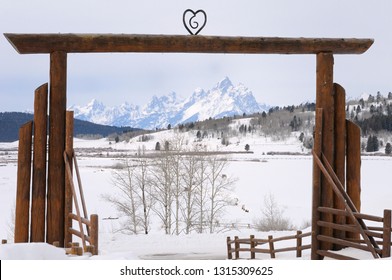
[0,0,391,111]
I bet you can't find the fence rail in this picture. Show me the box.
[227,231,311,259]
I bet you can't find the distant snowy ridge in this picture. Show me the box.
[69,77,270,129]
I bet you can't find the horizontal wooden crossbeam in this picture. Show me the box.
[4,33,373,55]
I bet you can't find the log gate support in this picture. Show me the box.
[6,33,375,259]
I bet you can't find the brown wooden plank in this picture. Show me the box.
[311,108,323,260]
[14,121,33,243]
[316,52,335,251]
[346,120,361,240]
[30,83,48,243]
[90,214,99,255]
[382,209,391,258]
[317,234,377,253]
[319,207,384,222]
[333,83,346,248]
[317,250,357,260]
[47,51,67,247]
[296,231,303,258]
[64,111,74,247]
[4,33,374,55]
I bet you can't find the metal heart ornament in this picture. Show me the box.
[183,9,207,35]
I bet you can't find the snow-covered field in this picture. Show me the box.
[0,130,391,260]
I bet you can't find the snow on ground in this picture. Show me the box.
[0,131,391,260]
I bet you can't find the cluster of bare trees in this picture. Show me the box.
[103,142,237,235]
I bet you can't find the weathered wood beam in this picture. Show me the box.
[311,108,323,260]
[346,120,361,240]
[333,83,346,247]
[14,121,33,243]
[30,83,48,243]
[47,51,67,247]
[316,52,335,251]
[4,33,374,55]
[64,111,74,248]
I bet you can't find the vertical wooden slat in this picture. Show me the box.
[346,120,361,240]
[14,121,33,243]
[382,209,391,258]
[47,51,67,246]
[64,111,74,247]
[90,214,99,255]
[250,234,255,259]
[316,52,335,251]
[30,83,48,243]
[234,236,239,259]
[296,230,303,258]
[268,235,275,258]
[226,236,232,259]
[311,108,323,260]
[333,83,346,247]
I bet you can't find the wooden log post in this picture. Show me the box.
[268,235,275,258]
[226,237,232,259]
[64,111,74,247]
[316,52,335,251]
[47,51,67,247]
[382,209,391,258]
[311,108,323,260]
[30,83,48,243]
[90,214,99,255]
[2,239,8,244]
[346,120,361,240]
[296,230,303,258]
[234,236,239,259]
[14,121,33,243]
[250,235,256,259]
[333,83,347,248]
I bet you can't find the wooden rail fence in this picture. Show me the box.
[64,150,98,255]
[227,231,311,259]
[316,207,391,260]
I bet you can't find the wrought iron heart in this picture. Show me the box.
[183,9,207,35]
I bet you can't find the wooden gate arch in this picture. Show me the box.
[5,33,377,259]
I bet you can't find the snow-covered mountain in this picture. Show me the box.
[69,77,269,129]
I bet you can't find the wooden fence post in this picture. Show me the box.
[226,237,232,259]
[47,51,67,247]
[64,111,74,247]
[250,235,255,259]
[346,120,361,240]
[311,108,323,259]
[2,239,7,244]
[333,84,346,248]
[30,83,48,243]
[316,52,335,251]
[234,236,239,259]
[14,121,33,243]
[296,231,302,258]
[90,214,99,255]
[382,209,391,258]
[268,235,275,259]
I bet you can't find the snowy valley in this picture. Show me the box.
[1,115,391,260]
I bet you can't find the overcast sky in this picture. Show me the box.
[0,0,391,111]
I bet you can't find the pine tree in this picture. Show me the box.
[245,144,250,151]
[385,143,392,155]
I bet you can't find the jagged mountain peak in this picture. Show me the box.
[72,77,270,129]
[214,76,234,92]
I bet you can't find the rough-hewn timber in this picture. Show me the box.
[4,34,373,55]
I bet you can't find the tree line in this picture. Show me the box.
[103,140,237,235]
